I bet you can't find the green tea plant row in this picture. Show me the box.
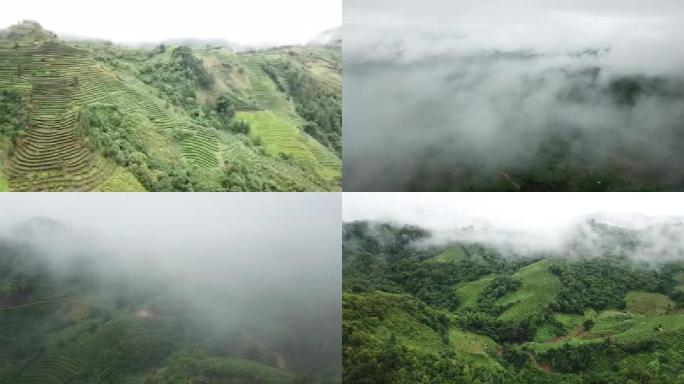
[0,41,228,189]
[6,70,116,191]
[16,320,130,384]
[304,134,341,170]
[218,131,323,190]
[241,57,293,117]
[178,125,220,169]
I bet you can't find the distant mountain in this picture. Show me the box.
[10,216,68,237]
[566,216,684,261]
[0,20,56,44]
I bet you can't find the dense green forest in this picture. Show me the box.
[0,217,340,383]
[0,21,341,191]
[343,221,684,383]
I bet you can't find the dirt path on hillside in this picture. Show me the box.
[246,333,287,370]
[550,324,586,343]
[0,295,70,310]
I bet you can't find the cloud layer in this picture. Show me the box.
[344,193,684,262]
[344,0,684,191]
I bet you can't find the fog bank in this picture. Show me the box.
[344,0,684,191]
[344,193,684,261]
[0,193,341,374]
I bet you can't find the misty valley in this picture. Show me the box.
[342,220,684,383]
[343,0,684,192]
[0,216,341,384]
[344,50,684,191]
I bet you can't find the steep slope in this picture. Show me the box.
[198,46,342,185]
[1,43,115,190]
[0,21,341,191]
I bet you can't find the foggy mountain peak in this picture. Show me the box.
[10,215,69,237]
[0,20,57,43]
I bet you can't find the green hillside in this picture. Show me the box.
[0,21,340,191]
[343,221,684,383]
[497,259,560,322]
[455,275,495,310]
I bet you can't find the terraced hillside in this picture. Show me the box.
[343,221,684,383]
[201,47,342,185]
[0,21,341,191]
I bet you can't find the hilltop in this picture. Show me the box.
[0,21,341,191]
[343,221,684,383]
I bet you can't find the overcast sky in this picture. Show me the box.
[0,192,338,245]
[1,0,340,45]
[344,193,684,232]
[346,0,684,64]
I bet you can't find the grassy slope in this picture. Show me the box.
[497,259,560,322]
[448,329,501,368]
[625,291,674,315]
[94,168,146,192]
[429,245,469,263]
[455,275,495,310]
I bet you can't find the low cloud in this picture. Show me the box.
[344,0,684,190]
[344,193,684,262]
[0,194,341,376]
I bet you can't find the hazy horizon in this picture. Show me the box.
[1,0,340,46]
[343,193,684,260]
[344,192,684,229]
